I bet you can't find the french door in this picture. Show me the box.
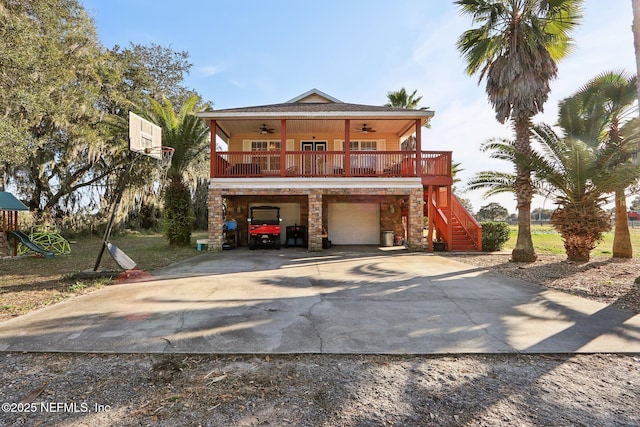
[301,141,327,176]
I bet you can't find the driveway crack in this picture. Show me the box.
[302,269,325,353]
[433,282,514,351]
[303,298,324,353]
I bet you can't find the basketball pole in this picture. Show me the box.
[93,152,136,271]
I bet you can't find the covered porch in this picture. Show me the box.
[211,149,453,185]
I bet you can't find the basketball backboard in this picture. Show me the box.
[129,111,162,159]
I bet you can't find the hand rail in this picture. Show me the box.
[450,194,482,251]
[430,194,449,244]
[430,188,482,251]
[212,151,453,178]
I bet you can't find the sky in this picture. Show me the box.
[81,0,637,214]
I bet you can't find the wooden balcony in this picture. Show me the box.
[212,151,453,185]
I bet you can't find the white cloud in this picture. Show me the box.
[199,65,222,77]
[405,1,637,214]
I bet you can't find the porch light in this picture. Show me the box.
[389,204,395,214]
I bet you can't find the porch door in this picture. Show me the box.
[301,141,327,176]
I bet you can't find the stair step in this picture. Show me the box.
[424,190,481,252]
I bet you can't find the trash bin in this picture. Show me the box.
[382,231,394,247]
[196,239,209,251]
[285,225,307,247]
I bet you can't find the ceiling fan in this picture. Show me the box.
[259,124,275,134]
[357,124,376,134]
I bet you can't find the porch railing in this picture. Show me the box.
[212,151,452,178]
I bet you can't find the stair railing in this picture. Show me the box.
[429,193,449,245]
[450,194,482,251]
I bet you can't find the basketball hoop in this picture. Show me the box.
[144,146,175,170]
[144,146,175,184]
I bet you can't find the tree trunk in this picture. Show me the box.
[511,117,537,262]
[613,186,633,258]
[634,0,640,111]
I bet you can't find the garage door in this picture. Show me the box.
[249,203,300,244]
[328,203,380,245]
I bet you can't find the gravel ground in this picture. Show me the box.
[1,254,639,426]
[446,253,640,313]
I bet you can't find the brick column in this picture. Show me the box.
[208,188,224,251]
[407,188,425,251]
[307,190,323,251]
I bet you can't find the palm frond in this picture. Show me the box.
[466,170,515,197]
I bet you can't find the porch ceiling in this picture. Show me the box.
[212,118,420,141]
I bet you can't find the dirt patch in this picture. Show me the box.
[1,353,638,426]
[1,254,639,426]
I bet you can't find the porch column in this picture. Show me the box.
[280,119,287,177]
[209,119,217,178]
[207,188,224,251]
[307,190,323,251]
[414,119,422,176]
[344,119,351,176]
[427,186,434,251]
[407,187,425,251]
[446,185,453,248]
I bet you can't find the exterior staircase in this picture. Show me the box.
[424,188,482,252]
[440,208,480,251]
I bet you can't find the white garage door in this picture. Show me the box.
[328,203,380,245]
[249,203,300,244]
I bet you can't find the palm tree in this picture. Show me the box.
[385,88,428,110]
[144,95,210,245]
[386,88,431,150]
[468,125,622,262]
[452,162,464,187]
[528,124,616,261]
[456,0,583,262]
[634,0,640,108]
[559,71,638,257]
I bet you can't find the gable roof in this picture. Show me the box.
[199,89,433,119]
[197,89,434,140]
[286,88,342,104]
[0,192,29,211]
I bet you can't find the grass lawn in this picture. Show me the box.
[502,224,640,257]
[0,231,207,320]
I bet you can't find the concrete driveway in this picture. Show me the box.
[1,247,639,354]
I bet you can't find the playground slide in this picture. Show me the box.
[106,242,136,270]
[8,231,55,258]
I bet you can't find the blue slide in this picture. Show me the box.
[8,230,55,258]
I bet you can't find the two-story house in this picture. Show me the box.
[197,89,481,252]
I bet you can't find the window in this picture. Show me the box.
[251,140,280,151]
[251,140,280,172]
[359,140,377,151]
[341,140,378,171]
[343,140,377,151]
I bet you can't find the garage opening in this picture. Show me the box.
[328,203,380,245]
[249,202,301,244]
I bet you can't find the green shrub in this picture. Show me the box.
[163,176,194,246]
[481,221,511,252]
